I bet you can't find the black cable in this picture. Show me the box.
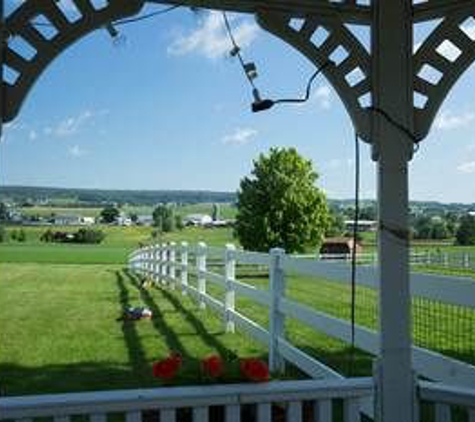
[367,106,421,153]
[114,5,180,26]
[349,130,360,376]
[31,4,179,28]
[273,61,333,105]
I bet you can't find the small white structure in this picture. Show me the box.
[136,215,154,226]
[344,219,377,232]
[117,216,132,226]
[53,215,82,225]
[184,214,213,227]
[80,216,95,226]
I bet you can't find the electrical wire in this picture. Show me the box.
[349,130,360,376]
[114,5,180,26]
[367,106,421,153]
[31,4,180,28]
[272,60,333,105]
[221,11,257,91]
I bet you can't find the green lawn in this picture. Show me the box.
[0,226,235,264]
[0,263,266,396]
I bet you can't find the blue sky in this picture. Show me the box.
[2,2,475,203]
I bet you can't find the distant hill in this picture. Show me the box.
[0,185,473,213]
[0,185,236,206]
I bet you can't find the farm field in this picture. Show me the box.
[1,224,474,397]
[19,203,238,220]
[0,226,236,264]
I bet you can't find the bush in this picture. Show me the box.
[0,226,6,243]
[75,228,105,244]
[40,228,105,244]
[17,229,26,242]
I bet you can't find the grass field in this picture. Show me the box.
[0,226,236,264]
[0,263,266,396]
[1,224,474,397]
[19,203,238,220]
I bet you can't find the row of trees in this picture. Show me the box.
[0,227,27,242]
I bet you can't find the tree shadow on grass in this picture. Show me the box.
[123,269,236,361]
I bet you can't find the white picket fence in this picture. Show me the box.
[128,242,475,389]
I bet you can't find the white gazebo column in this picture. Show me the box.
[373,1,416,421]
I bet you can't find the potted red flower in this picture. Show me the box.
[201,354,225,379]
[152,353,182,383]
[239,358,270,382]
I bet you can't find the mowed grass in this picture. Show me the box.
[0,263,266,396]
[0,226,236,264]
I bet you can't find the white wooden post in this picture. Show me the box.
[373,1,416,420]
[181,241,188,295]
[169,242,176,289]
[444,253,449,268]
[269,247,285,374]
[464,253,469,269]
[197,242,207,310]
[153,244,160,285]
[161,243,168,285]
[141,249,145,274]
[224,243,236,333]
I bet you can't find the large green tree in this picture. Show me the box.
[235,147,330,253]
[455,215,475,246]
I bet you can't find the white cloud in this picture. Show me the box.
[168,12,258,59]
[53,110,93,137]
[68,145,87,157]
[434,110,475,130]
[222,127,258,145]
[457,161,475,174]
[314,85,332,109]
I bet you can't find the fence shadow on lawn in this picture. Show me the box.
[123,269,237,360]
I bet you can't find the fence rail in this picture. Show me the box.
[313,251,475,271]
[129,243,475,390]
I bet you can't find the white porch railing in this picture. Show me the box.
[0,378,373,422]
[419,381,475,422]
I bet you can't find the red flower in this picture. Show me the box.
[240,358,269,382]
[152,353,182,380]
[201,355,224,378]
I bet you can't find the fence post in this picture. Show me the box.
[169,242,176,289]
[155,244,161,285]
[181,241,188,295]
[197,242,207,310]
[141,247,146,275]
[161,243,168,285]
[224,243,236,333]
[269,247,286,374]
[463,253,469,269]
